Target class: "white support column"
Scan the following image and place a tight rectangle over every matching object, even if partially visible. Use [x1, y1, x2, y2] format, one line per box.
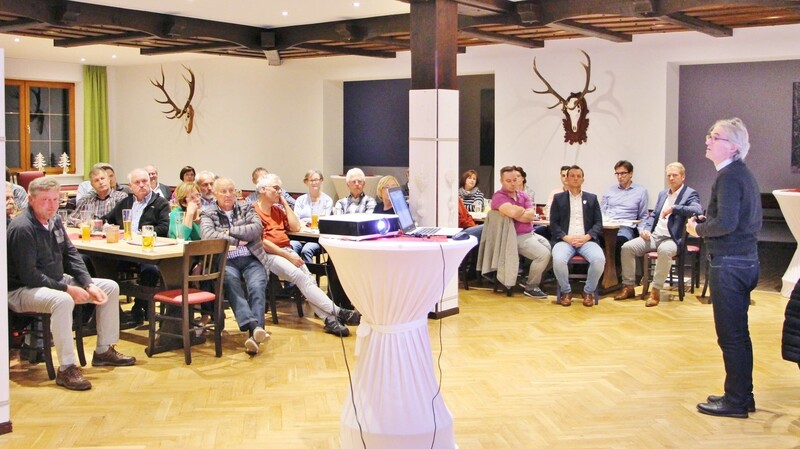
[1, 47, 12, 433]
[409, 89, 461, 317]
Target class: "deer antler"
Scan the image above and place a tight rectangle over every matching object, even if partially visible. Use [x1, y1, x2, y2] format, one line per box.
[576, 50, 596, 103]
[151, 65, 195, 132]
[532, 58, 567, 110]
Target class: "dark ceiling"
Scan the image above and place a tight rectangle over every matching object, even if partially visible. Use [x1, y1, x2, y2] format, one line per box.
[1, 0, 799, 66]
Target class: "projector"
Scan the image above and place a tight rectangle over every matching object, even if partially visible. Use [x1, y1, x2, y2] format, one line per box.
[318, 213, 400, 240]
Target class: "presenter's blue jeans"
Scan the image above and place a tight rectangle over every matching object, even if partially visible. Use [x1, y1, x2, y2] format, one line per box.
[552, 241, 605, 294]
[224, 255, 268, 332]
[709, 253, 759, 408]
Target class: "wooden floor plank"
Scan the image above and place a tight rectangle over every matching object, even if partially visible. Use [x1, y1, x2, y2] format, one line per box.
[4, 287, 800, 449]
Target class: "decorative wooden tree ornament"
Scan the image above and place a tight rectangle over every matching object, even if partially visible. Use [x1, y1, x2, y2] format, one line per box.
[58, 153, 70, 174]
[33, 152, 47, 171]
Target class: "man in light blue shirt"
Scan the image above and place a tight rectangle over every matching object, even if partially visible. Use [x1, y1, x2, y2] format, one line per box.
[601, 160, 649, 273]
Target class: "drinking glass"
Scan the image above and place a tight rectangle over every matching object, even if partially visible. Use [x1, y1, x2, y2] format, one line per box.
[105, 224, 120, 243]
[122, 209, 133, 240]
[57, 210, 69, 227]
[174, 211, 186, 244]
[141, 225, 155, 252]
[80, 221, 91, 241]
[310, 214, 319, 229]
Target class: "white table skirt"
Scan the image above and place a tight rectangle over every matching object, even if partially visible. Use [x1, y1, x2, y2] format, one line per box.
[321, 237, 475, 449]
[774, 189, 800, 297]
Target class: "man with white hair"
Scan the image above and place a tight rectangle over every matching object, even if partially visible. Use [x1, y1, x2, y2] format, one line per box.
[333, 167, 376, 214]
[144, 164, 171, 199]
[253, 174, 360, 337]
[8, 177, 136, 391]
[200, 178, 270, 355]
[688, 117, 761, 419]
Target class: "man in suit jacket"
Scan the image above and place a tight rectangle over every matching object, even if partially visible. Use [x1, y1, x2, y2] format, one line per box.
[103, 168, 171, 323]
[549, 165, 605, 307]
[615, 162, 702, 306]
[144, 164, 171, 199]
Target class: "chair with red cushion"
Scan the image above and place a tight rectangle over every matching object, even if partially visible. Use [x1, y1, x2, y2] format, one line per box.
[146, 239, 228, 364]
[16, 170, 45, 192]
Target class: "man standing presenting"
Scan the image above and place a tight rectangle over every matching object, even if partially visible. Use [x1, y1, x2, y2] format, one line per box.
[688, 118, 761, 419]
[615, 162, 702, 306]
[7, 177, 135, 390]
[200, 178, 270, 355]
[549, 165, 605, 307]
[491, 166, 551, 298]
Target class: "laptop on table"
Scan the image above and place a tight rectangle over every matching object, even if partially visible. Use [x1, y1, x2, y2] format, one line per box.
[387, 187, 462, 237]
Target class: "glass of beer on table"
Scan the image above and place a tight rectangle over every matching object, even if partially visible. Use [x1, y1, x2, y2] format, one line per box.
[122, 209, 132, 240]
[141, 225, 155, 252]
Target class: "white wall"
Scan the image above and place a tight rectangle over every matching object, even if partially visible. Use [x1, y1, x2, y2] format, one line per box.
[7, 24, 800, 202]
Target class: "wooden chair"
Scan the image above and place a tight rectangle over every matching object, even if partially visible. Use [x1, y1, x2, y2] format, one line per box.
[146, 239, 228, 365]
[555, 255, 599, 305]
[16, 170, 45, 192]
[8, 307, 87, 380]
[267, 272, 306, 324]
[640, 229, 701, 302]
[476, 210, 517, 296]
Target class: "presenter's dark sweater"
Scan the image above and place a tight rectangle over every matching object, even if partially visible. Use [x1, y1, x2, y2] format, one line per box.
[696, 160, 761, 256]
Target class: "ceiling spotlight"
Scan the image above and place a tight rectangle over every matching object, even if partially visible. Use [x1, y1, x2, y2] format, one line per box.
[353, 2, 360, 6]
[111, 54, 117, 59]
[281, 11, 288, 16]
[80, 57, 86, 62]
[13, 37, 20, 42]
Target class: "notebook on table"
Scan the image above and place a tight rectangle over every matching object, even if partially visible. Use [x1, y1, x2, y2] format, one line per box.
[387, 187, 462, 237]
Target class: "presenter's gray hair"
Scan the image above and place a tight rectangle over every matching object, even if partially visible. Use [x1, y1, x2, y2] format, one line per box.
[709, 117, 750, 161]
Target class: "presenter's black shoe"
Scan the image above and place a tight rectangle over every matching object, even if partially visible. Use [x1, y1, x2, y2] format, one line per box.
[707, 394, 756, 413]
[697, 398, 749, 418]
[324, 316, 350, 337]
[337, 308, 361, 326]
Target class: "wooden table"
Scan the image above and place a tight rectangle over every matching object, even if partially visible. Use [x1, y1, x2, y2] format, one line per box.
[69, 231, 185, 289]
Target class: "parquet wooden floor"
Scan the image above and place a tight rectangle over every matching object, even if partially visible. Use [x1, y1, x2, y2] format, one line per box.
[5, 286, 800, 449]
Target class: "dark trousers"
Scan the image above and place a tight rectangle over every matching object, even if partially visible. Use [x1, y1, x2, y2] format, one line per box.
[709, 253, 759, 408]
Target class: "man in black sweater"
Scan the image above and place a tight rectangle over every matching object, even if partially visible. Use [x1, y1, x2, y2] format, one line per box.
[8, 177, 135, 391]
[687, 117, 761, 419]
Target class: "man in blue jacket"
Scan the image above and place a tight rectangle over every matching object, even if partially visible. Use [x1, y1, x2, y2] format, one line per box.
[614, 162, 702, 306]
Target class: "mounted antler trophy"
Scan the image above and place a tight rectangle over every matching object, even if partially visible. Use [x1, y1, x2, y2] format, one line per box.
[532, 50, 595, 145]
[151, 65, 196, 133]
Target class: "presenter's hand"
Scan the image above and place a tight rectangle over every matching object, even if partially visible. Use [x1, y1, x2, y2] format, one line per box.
[686, 217, 699, 238]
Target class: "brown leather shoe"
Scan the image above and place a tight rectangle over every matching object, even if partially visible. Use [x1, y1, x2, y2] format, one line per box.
[55, 365, 92, 391]
[614, 285, 636, 300]
[645, 289, 661, 307]
[92, 345, 136, 367]
[582, 292, 594, 307]
[560, 292, 572, 307]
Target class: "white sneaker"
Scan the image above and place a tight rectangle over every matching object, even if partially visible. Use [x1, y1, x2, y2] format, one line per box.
[253, 327, 269, 343]
[244, 337, 259, 355]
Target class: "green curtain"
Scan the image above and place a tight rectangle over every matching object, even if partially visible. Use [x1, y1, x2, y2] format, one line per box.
[83, 65, 110, 179]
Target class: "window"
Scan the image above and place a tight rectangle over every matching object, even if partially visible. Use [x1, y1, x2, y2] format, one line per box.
[5, 79, 75, 174]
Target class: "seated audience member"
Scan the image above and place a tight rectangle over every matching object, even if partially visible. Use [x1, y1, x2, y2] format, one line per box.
[459, 169, 485, 212]
[200, 178, 270, 355]
[459, 197, 483, 279]
[614, 162, 702, 307]
[514, 166, 536, 205]
[179, 166, 196, 183]
[7, 177, 135, 391]
[601, 160, 649, 268]
[492, 166, 551, 299]
[246, 167, 296, 208]
[6, 181, 20, 225]
[68, 166, 128, 225]
[293, 169, 333, 263]
[144, 164, 171, 199]
[549, 165, 605, 307]
[401, 168, 410, 197]
[334, 168, 376, 214]
[374, 175, 401, 214]
[104, 168, 171, 323]
[103, 164, 128, 194]
[544, 165, 571, 219]
[169, 181, 215, 327]
[5, 166, 29, 210]
[253, 174, 360, 337]
[196, 170, 218, 209]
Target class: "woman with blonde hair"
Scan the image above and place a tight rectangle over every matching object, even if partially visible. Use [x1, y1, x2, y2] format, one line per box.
[374, 175, 400, 214]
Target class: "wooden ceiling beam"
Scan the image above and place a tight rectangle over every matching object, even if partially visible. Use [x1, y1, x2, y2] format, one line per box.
[140, 41, 240, 55]
[660, 12, 733, 37]
[54, 31, 152, 47]
[294, 43, 397, 59]
[548, 19, 633, 42]
[0, 18, 42, 32]
[451, 0, 517, 15]
[459, 28, 543, 48]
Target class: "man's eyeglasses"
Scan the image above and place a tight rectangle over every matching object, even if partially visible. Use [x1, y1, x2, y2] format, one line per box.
[706, 134, 731, 143]
[614, 171, 630, 176]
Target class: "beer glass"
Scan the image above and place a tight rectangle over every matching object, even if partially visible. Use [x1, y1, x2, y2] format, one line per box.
[141, 225, 155, 252]
[122, 209, 133, 240]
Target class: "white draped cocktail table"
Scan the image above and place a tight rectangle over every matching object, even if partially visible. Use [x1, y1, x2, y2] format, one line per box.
[774, 189, 800, 297]
[321, 236, 475, 449]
